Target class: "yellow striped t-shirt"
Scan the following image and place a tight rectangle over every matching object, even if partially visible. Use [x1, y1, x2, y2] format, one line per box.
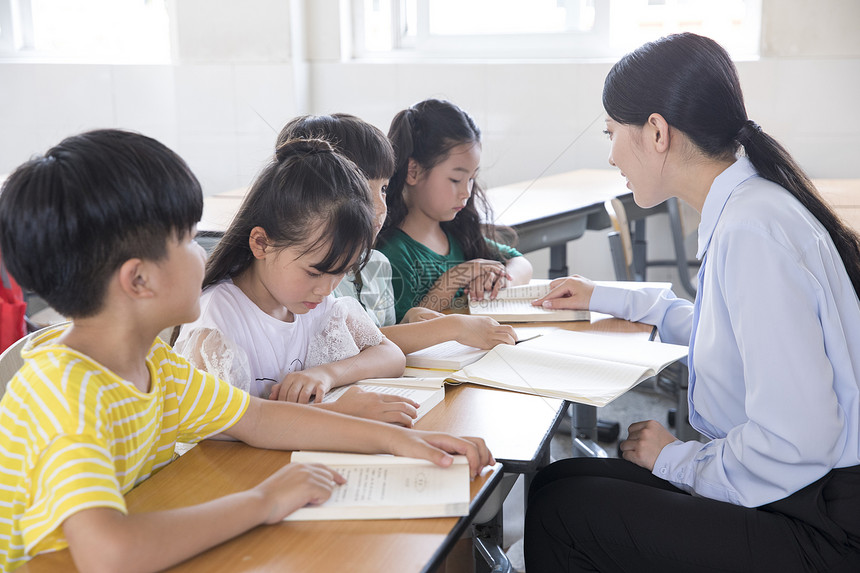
[0, 325, 250, 571]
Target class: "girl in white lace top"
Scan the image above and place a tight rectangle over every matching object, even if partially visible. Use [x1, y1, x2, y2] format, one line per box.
[277, 113, 518, 354]
[174, 138, 417, 426]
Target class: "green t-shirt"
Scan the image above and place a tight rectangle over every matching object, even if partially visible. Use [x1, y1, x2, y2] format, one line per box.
[377, 229, 522, 322]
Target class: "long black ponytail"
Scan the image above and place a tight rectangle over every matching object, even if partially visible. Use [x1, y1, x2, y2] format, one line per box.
[603, 32, 860, 298]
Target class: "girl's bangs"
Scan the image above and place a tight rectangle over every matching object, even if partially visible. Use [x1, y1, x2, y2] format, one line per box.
[301, 216, 370, 275]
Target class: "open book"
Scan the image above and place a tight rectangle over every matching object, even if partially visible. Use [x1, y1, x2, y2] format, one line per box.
[284, 451, 469, 520]
[322, 377, 446, 421]
[446, 330, 687, 406]
[403, 329, 546, 373]
[468, 281, 590, 322]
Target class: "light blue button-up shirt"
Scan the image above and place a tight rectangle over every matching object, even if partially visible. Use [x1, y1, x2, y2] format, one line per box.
[590, 157, 860, 507]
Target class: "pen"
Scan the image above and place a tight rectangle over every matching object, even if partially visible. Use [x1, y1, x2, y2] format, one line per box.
[515, 333, 543, 345]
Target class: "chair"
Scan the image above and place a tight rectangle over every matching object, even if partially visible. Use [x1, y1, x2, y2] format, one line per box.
[0, 322, 74, 397]
[605, 196, 700, 293]
[0, 332, 29, 396]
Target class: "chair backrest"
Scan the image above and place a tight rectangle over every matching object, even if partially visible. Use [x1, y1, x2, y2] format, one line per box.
[0, 322, 71, 397]
[605, 198, 634, 280]
[604, 196, 700, 293]
[0, 332, 29, 396]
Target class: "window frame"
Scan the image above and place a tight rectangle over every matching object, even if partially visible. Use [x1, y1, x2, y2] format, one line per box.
[0, 0, 35, 55]
[0, 0, 170, 63]
[351, 0, 761, 61]
[352, 0, 612, 60]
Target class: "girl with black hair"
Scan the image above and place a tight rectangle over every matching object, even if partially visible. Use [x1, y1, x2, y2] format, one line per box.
[277, 113, 517, 354]
[527, 33, 860, 572]
[174, 138, 419, 426]
[378, 99, 533, 322]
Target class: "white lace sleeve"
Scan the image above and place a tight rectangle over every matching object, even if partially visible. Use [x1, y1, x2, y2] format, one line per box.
[173, 327, 253, 394]
[305, 297, 385, 368]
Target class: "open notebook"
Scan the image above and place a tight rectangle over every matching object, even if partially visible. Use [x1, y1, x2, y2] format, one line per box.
[446, 329, 687, 406]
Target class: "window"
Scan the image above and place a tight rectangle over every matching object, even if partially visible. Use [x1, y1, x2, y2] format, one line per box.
[0, 0, 170, 63]
[352, 0, 761, 60]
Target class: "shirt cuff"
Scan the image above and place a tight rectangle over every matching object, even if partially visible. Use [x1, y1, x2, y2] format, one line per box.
[588, 284, 629, 317]
[652, 439, 702, 493]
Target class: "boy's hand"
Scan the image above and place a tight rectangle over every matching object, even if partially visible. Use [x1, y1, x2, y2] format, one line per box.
[270, 369, 335, 403]
[329, 386, 419, 427]
[531, 275, 595, 311]
[448, 315, 516, 349]
[388, 430, 494, 479]
[255, 463, 346, 524]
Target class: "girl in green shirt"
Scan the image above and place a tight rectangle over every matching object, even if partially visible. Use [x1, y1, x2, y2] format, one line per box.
[378, 99, 533, 322]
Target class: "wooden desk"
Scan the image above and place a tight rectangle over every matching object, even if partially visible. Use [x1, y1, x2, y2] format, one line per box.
[20, 443, 503, 573]
[815, 178, 860, 232]
[486, 169, 629, 277]
[18, 314, 653, 573]
[419, 311, 652, 474]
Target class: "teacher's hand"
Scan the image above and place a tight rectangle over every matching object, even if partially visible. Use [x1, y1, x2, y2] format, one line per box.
[531, 275, 595, 310]
[618, 420, 677, 471]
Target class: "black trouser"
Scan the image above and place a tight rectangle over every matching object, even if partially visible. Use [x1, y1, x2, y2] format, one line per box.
[524, 458, 860, 573]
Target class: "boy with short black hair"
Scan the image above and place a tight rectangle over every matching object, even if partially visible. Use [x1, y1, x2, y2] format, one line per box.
[0, 129, 492, 572]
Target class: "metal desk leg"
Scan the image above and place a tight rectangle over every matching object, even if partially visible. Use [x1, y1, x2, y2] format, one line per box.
[548, 244, 568, 279]
[473, 473, 518, 573]
[474, 537, 513, 573]
[571, 403, 609, 458]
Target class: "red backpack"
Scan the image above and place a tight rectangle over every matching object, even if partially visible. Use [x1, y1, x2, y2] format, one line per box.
[0, 255, 26, 353]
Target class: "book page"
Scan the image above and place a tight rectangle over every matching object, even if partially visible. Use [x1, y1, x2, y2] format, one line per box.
[285, 452, 469, 520]
[452, 344, 651, 406]
[323, 384, 436, 401]
[594, 280, 673, 290]
[322, 379, 446, 421]
[493, 281, 553, 300]
[468, 297, 590, 322]
[469, 280, 589, 322]
[406, 340, 487, 370]
[518, 329, 687, 371]
[368, 376, 446, 387]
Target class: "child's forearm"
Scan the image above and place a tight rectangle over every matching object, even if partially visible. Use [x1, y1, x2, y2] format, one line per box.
[64, 492, 268, 573]
[419, 278, 461, 312]
[226, 397, 405, 453]
[321, 338, 405, 387]
[381, 315, 460, 355]
[222, 397, 495, 478]
[505, 255, 533, 286]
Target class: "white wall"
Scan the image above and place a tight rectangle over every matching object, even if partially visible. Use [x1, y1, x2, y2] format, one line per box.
[0, 0, 306, 196]
[1, 0, 858, 285]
